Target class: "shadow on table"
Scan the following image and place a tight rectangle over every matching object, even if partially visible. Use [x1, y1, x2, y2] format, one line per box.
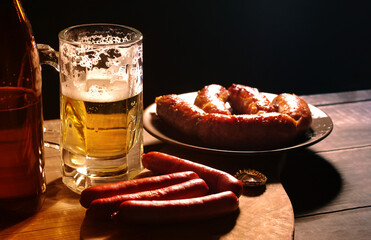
[0, 198, 44, 231]
[80, 209, 239, 240]
[0, 177, 79, 232]
[281, 148, 342, 215]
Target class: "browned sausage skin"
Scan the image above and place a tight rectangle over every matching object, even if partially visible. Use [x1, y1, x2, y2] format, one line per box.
[155, 94, 203, 135]
[197, 112, 298, 149]
[194, 84, 231, 115]
[228, 83, 274, 114]
[156, 94, 298, 149]
[155, 84, 312, 150]
[271, 93, 312, 134]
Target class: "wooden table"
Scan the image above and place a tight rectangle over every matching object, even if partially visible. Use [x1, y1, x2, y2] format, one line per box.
[283, 89, 371, 240]
[1, 89, 370, 239]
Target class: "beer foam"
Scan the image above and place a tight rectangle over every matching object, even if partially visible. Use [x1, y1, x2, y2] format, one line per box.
[80, 35, 132, 45]
[61, 79, 137, 103]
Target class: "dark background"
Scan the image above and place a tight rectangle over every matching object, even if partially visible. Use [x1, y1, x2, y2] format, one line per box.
[22, 0, 371, 120]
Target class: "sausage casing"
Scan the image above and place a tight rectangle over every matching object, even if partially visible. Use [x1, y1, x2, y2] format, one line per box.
[80, 171, 199, 208]
[113, 191, 239, 224]
[86, 178, 209, 220]
[194, 84, 231, 115]
[228, 83, 274, 114]
[156, 94, 298, 149]
[271, 93, 312, 134]
[142, 151, 243, 197]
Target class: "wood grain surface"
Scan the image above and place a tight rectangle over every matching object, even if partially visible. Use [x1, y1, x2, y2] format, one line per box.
[284, 90, 371, 239]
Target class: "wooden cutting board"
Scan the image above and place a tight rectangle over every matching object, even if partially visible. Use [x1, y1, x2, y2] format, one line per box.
[0, 121, 294, 240]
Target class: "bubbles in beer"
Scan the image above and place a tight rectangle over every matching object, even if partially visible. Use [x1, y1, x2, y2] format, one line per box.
[60, 28, 143, 105]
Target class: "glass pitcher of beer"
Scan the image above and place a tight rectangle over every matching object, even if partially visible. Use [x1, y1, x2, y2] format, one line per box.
[0, 0, 46, 216]
[39, 24, 144, 194]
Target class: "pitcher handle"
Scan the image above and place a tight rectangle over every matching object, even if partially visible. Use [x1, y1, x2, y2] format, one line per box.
[37, 44, 59, 71]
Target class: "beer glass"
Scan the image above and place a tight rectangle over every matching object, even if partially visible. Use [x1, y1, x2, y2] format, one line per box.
[39, 24, 143, 193]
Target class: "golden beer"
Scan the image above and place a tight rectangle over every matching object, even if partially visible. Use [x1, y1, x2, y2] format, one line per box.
[60, 82, 143, 192]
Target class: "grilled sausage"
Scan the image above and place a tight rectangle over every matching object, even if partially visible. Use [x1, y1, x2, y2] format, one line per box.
[194, 84, 231, 115]
[228, 83, 274, 114]
[271, 93, 312, 134]
[156, 94, 299, 149]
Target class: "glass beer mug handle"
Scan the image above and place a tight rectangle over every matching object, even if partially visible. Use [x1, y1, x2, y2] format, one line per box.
[37, 44, 60, 149]
[37, 44, 59, 71]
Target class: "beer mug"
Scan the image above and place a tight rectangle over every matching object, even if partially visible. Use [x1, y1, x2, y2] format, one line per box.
[39, 24, 144, 193]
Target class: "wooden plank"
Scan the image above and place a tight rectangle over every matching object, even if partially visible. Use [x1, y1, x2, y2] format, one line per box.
[282, 147, 371, 216]
[0, 227, 81, 240]
[302, 89, 371, 106]
[309, 100, 371, 152]
[294, 207, 371, 240]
